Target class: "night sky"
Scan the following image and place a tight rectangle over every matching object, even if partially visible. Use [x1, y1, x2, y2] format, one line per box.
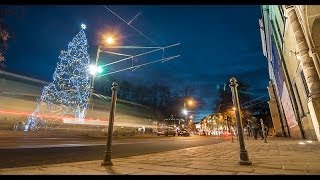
[3, 5, 269, 122]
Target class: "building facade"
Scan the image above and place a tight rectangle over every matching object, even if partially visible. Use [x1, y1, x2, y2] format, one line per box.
[260, 5, 320, 141]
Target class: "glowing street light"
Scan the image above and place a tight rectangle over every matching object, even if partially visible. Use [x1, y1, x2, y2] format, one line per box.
[182, 98, 195, 129]
[106, 37, 115, 45]
[182, 109, 188, 116]
[89, 32, 118, 110]
[190, 115, 193, 119]
[89, 64, 103, 76]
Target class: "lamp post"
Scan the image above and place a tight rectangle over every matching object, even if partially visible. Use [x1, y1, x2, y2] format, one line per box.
[101, 82, 118, 166]
[260, 118, 268, 143]
[216, 122, 220, 137]
[89, 36, 116, 111]
[247, 119, 251, 140]
[88, 48, 101, 111]
[183, 102, 187, 128]
[229, 77, 252, 165]
[217, 104, 229, 137]
[182, 99, 194, 129]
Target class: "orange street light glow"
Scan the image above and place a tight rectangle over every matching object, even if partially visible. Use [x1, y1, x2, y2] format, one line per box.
[106, 37, 114, 45]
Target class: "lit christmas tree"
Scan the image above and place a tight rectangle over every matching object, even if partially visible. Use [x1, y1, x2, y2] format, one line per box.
[25, 24, 92, 131]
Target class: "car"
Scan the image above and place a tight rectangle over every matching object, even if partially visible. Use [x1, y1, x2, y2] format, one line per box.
[199, 130, 208, 136]
[157, 128, 176, 136]
[221, 130, 232, 137]
[178, 129, 190, 136]
[101, 126, 137, 136]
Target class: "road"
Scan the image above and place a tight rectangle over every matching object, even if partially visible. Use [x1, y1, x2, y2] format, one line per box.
[0, 135, 227, 168]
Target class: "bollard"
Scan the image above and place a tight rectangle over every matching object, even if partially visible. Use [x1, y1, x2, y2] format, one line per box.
[246, 120, 251, 140]
[260, 119, 268, 143]
[226, 117, 234, 143]
[246, 124, 250, 140]
[229, 77, 252, 165]
[101, 82, 118, 166]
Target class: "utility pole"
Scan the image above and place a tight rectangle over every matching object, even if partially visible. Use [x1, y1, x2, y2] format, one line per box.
[89, 47, 101, 111]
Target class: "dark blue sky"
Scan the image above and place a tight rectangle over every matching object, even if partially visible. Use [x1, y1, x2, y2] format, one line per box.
[3, 5, 269, 121]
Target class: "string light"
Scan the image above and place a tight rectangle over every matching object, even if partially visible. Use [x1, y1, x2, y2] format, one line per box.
[25, 28, 92, 131]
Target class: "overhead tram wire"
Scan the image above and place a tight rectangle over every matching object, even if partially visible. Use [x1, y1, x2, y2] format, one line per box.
[242, 99, 269, 109]
[98, 5, 180, 77]
[100, 51, 133, 57]
[240, 94, 269, 107]
[98, 55, 180, 77]
[102, 5, 160, 47]
[100, 43, 180, 67]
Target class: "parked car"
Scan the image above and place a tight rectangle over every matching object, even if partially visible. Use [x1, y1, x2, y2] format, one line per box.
[221, 130, 232, 137]
[199, 130, 207, 136]
[102, 126, 137, 136]
[178, 129, 190, 136]
[157, 128, 176, 136]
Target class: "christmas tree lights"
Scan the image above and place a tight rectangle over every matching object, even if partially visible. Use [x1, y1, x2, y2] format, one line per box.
[25, 26, 92, 131]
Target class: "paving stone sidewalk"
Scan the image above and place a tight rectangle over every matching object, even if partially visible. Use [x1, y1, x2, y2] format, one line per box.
[1, 137, 319, 175]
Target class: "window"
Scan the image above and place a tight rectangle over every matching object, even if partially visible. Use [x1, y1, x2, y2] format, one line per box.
[274, 17, 284, 46]
[277, 5, 286, 50]
[259, 18, 267, 57]
[278, 5, 286, 23]
[293, 81, 305, 117]
[270, 20, 283, 55]
[300, 71, 310, 96]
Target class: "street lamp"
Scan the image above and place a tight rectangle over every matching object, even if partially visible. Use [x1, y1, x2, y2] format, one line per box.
[88, 64, 103, 110]
[260, 118, 268, 143]
[182, 109, 188, 116]
[187, 100, 193, 106]
[183, 98, 195, 128]
[88, 35, 116, 111]
[106, 37, 115, 45]
[89, 64, 102, 76]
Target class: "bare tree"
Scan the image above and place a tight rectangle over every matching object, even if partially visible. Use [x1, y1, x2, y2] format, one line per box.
[180, 85, 196, 97]
[214, 80, 254, 126]
[0, 7, 23, 69]
[118, 80, 133, 101]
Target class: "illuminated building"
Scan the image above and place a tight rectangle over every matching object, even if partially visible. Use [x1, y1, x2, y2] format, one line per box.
[260, 5, 320, 141]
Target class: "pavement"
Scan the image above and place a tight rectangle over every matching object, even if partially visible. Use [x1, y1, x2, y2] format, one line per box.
[0, 137, 320, 175]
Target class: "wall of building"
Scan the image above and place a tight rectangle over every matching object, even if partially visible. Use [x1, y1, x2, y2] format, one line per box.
[262, 5, 295, 138]
[303, 5, 320, 141]
[267, 82, 283, 136]
[272, 5, 304, 139]
[260, 5, 320, 140]
[282, 17, 317, 140]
